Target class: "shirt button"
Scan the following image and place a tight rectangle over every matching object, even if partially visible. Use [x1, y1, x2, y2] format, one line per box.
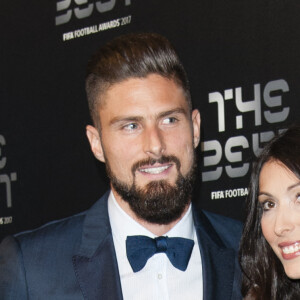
[157, 273, 163, 280]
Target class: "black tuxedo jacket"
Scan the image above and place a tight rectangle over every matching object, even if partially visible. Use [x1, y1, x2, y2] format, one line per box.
[0, 191, 242, 299]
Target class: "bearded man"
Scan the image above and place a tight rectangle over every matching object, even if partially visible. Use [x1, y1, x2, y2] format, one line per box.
[0, 33, 242, 300]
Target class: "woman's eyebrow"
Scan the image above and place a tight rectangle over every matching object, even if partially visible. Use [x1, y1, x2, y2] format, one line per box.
[258, 191, 273, 197]
[287, 181, 300, 191]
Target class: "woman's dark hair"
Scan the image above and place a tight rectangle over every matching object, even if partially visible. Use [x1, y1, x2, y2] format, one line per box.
[85, 32, 191, 128]
[239, 124, 300, 299]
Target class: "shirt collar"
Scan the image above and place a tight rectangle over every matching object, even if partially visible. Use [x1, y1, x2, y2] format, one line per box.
[108, 190, 195, 248]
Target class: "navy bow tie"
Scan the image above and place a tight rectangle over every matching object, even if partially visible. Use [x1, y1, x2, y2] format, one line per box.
[126, 235, 194, 272]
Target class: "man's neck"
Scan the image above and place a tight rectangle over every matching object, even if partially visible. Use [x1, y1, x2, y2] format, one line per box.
[112, 189, 190, 236]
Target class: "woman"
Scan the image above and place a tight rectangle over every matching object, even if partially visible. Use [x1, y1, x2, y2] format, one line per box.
[239, 124, 300, 299]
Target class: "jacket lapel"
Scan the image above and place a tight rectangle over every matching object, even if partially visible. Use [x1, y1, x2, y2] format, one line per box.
[193, 209, 237, 300]
[72, 193, 239, 300]
[72, 192, 123, 300]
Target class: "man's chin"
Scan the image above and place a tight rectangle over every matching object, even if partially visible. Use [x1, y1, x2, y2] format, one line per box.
[134, 178, 176, 192]
[107, 154, 197, 224]
[134, 170, 178, 188]
[112, 177, 191, 224]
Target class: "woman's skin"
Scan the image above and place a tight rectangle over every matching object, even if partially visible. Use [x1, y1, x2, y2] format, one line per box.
[259, 160, 300, 279]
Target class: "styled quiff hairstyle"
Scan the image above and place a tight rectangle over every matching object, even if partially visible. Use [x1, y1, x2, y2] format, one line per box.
[85, 32, 191, 127]
[239, 124, 300, 299]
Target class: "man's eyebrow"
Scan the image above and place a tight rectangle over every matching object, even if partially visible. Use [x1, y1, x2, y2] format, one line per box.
[157, 108, 188, 119]
[109, 107, 188, 126]
[109, 116, 143, 126]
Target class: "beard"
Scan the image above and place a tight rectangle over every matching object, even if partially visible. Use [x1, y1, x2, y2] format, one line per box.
[105, 154, 197, 224]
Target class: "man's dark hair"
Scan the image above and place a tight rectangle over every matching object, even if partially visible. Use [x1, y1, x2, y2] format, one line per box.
[85, 32, 191, 127]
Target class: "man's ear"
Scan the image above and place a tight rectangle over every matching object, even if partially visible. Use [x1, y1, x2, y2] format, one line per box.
[86, 125, 105, 162]
[191, 109, 201, 148]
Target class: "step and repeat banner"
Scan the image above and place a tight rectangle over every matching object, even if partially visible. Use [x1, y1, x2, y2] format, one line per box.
[1, 0, 299, 240]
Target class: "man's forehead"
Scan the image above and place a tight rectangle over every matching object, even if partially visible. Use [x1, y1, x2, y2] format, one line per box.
[98, 74, 188, 110]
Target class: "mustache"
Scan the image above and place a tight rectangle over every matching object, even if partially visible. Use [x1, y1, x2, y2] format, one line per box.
[131, 155, 181, 175]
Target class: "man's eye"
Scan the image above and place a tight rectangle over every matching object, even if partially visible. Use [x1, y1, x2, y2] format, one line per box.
[162, 117, 178, 125]
[123, 123, 138, 131]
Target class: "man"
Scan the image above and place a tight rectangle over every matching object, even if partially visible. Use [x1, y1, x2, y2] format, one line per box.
[0, 33, 242, 299]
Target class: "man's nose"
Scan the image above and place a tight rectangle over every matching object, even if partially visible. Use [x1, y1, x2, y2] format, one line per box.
[143, 125, 166, 159]
[274, 207, 295, 236]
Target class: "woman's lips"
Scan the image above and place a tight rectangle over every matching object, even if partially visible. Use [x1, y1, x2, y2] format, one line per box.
[279, 241, 300, 260]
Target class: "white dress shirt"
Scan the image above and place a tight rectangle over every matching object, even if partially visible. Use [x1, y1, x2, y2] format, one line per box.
[108, 191, 203, 300]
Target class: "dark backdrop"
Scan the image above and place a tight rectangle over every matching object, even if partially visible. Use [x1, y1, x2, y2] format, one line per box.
[1, 0, 299, 240]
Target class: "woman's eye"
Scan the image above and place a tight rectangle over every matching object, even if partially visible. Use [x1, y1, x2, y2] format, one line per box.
[262, 201, 275, 211]
[296, 193, 300, 202]
[162, 117, 178, 125]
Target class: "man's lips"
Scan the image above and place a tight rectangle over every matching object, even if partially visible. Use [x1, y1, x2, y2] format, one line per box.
[138, 164, 173, 175]
[131, 155, 181, 175]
